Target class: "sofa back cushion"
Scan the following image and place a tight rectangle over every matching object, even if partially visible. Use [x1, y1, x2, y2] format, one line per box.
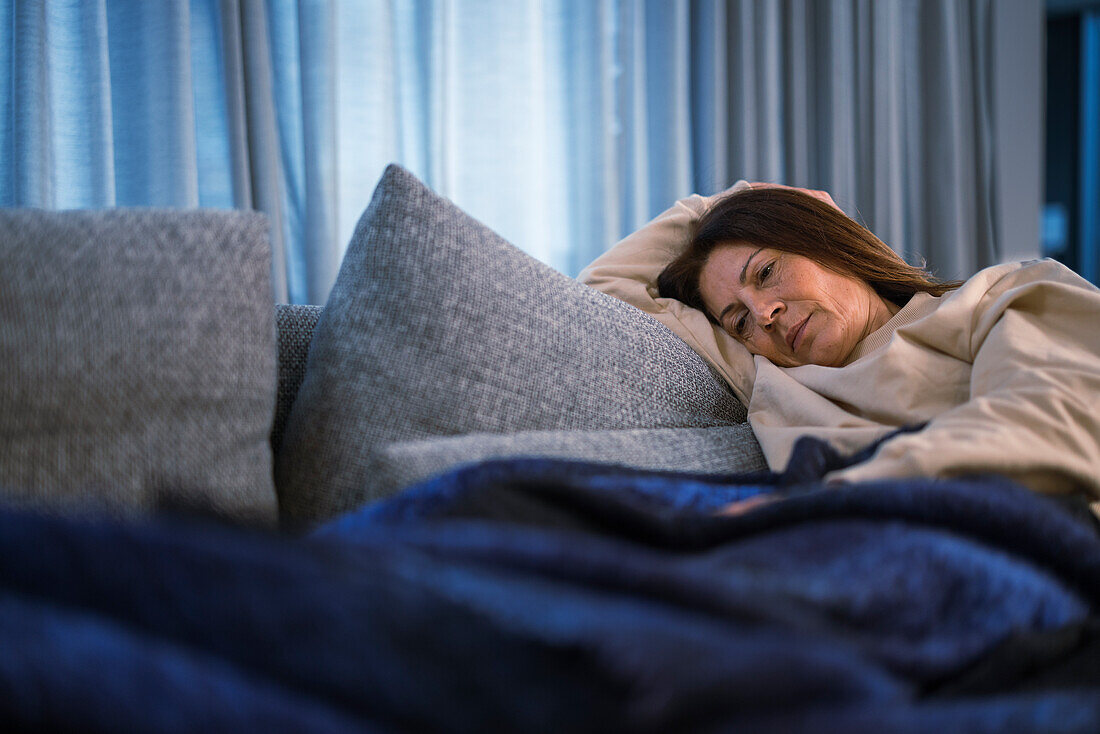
[275, 165, 755, 527]
[0, 209, 279, 524]
[272, 304, 324, 455]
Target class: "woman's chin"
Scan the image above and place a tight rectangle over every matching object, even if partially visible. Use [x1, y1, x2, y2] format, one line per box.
[802, 339, 848, 368]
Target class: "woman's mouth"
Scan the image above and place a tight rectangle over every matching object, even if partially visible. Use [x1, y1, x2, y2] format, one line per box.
[787, 315, 809, 354]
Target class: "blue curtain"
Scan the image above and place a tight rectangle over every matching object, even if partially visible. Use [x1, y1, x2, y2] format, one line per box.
[323, 0, 727, 283]
[1081, 9, 1100, 283]
[2, 0, 1033, 304]
[0, 0, 236, 208]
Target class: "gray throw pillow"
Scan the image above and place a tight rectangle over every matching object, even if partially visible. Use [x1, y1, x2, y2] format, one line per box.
[0, 209, 279, 525]
[275, 165, 759, 527]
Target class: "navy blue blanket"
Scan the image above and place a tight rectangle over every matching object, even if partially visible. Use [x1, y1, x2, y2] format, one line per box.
[2, 438, 1099, 732]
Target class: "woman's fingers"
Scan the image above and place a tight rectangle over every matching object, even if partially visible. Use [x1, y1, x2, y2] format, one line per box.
[714, 493, 779, 516]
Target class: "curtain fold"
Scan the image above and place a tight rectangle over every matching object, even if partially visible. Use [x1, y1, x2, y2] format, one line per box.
[237, 0, 294, 301]
[1081, 10, 1100, 283]
[106, 0, 200, 207]
[264, 0, 340, 304]
[3, 0, 116, 207]
[2, 0, 1036, 301]
[689, 0, 728, 197]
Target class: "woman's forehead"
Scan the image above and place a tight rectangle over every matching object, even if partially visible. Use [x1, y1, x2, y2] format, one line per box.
[702, 244, 768, 285]
[699, 244, 766, 313]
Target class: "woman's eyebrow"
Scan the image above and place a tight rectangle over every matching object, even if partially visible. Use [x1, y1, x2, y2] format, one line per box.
[718, 301, 740, 323]
[739, 247, 764, 285]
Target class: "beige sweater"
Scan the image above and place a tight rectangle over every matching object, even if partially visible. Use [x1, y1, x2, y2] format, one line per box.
[579, 190, 1100, 513]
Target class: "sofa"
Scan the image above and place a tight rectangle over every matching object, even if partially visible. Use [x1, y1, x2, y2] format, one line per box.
[271, 300, 767, 527]
[0, 164, 768, 529]
[1, 165, 1098, 732]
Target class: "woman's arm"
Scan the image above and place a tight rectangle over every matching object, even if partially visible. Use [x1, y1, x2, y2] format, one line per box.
[827, 260, 1100, 512]
[578, 185, 756, 403]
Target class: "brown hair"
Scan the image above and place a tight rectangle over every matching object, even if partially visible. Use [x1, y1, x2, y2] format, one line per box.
[657, 187, 960, 323]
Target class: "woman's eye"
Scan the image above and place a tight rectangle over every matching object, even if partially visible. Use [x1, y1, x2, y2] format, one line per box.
[735, 313, 749, 337]
[759, 262, 773, 283]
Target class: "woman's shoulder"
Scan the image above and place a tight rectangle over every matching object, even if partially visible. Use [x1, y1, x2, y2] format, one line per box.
[930, 259, 1100, 350]
[972, 257, 1089, 283]
[951, 258, 1096, 302]
[576, 181, 758, 404]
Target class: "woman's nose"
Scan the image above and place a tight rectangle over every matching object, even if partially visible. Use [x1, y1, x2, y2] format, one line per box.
[751, 298, 783, 330]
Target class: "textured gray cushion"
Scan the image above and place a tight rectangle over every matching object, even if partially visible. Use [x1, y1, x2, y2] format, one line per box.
[376, 425, 767, 494]
[0, 209, 278, 524]
[267, 305, 766, 488]
[276, 164, 762, 526]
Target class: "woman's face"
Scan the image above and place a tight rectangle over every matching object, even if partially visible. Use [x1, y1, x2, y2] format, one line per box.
[698, 243, 898, 368]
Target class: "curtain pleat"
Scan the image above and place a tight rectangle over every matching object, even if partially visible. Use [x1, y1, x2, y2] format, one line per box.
[9, 0, 56, 206]
[869, 0, 904, 254]
[5, 0, 115, 207]
[781, 0, 812, 189]
[191, 0, 235, 209]
[643, 0, 692, 219]
[294, 0, 339, 303]
[218, 0, 254, 210]
[558, 0, 613, 275]
[105, 0, 199, 207]
[334, 0, 400, 256]
[689, 0, 728, 197]
[234, 0, 288, 301]
[616, 0, 649, 235]
[1078, 11, 1099, 282]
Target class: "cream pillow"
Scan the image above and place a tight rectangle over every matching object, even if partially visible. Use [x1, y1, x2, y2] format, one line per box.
[578, 182, 757, 405]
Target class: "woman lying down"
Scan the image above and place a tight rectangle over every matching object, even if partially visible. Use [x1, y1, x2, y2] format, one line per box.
[579, 183, 1100, 519]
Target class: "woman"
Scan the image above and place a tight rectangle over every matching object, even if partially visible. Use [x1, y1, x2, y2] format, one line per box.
[579, 183, 1100, 516]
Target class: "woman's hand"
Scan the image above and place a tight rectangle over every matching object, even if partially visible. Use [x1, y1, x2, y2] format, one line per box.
[747, 182, 841, 211]
[713, 493, 780, 516]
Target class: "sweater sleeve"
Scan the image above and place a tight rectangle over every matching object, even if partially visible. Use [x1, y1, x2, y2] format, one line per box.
[828, 260, 1100, 507]
[577, 182, 757, 404]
